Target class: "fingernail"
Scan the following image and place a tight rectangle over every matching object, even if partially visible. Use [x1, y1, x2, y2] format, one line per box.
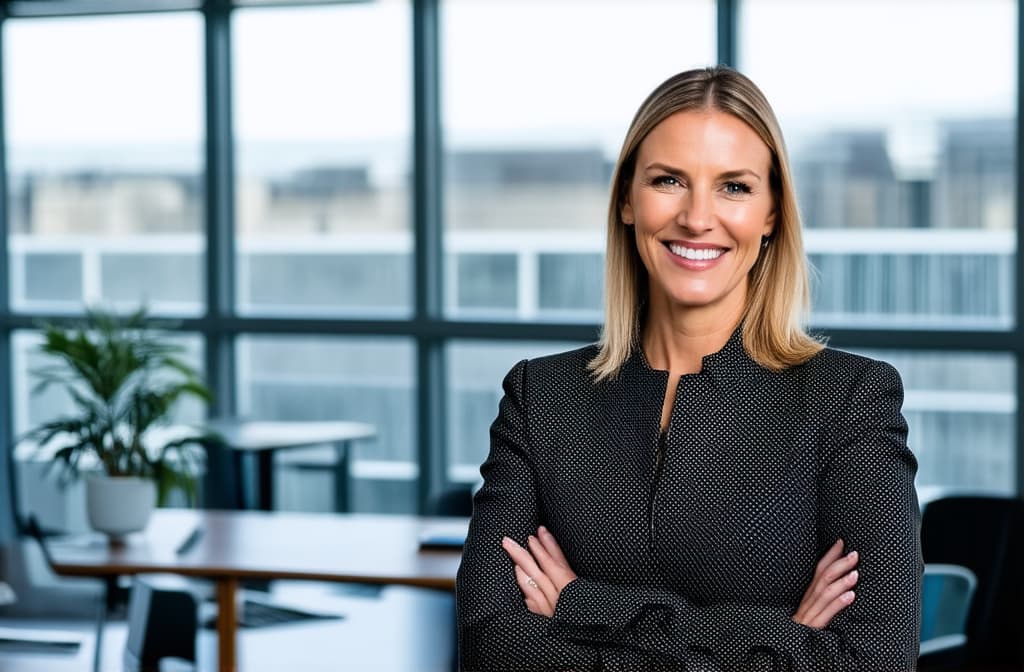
[501, 536, 512, 547]
[528, 535, 537, 545]
[849, 570, 859, 583]
[849, 550, 858, 561]
[538, 526, 548, 535]
[841, 591, 855, 603]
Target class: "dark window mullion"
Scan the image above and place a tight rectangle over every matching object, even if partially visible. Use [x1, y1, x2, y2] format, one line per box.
[204, 0, 236, 417]
[413, 0, 445, 513]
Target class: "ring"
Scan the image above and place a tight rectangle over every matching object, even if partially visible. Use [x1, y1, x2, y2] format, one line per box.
[526, 576, 538, 589]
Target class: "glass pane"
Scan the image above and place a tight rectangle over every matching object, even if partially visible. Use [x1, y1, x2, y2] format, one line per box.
[442, 0, 716, 321]
[740, 0, 1016, 329]
[853, 350, 1017, 499]
[12, 330, 205, 533]
[5, 13, 204, 315]
[446, 340, 587, 483]
[233, 3, 412, 317]
[237, 336, 416, 513]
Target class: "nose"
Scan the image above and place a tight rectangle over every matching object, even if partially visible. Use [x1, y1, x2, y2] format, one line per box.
[676, 186, 713, 233]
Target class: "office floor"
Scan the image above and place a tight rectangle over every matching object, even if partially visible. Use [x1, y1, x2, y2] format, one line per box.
[1, 541, 455, 671]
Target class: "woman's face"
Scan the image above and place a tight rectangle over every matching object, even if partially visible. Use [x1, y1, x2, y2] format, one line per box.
[622, 109, 776, 319]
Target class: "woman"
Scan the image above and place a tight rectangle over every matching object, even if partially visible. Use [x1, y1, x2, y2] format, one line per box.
[456, 67, 922, 671]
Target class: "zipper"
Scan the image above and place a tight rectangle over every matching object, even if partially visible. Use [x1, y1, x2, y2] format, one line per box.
[648, 429, 667, 549]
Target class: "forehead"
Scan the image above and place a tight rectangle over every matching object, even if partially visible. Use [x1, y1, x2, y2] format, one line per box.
[636, 109, 772, 170]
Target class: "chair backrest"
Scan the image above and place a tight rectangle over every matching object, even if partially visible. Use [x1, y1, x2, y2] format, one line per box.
[920, 495, 1024, 666]
[920, 564, 976, 641]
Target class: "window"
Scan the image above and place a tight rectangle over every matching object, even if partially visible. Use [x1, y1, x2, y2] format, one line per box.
[5, 12, 204, 315]
[233, 2, 413, 317]
[740, 0, 1016, 330]
[441, 0, 717, 321]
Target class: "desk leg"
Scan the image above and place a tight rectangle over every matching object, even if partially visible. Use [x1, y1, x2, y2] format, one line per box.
[256, 450, 275, 511]
[216, 577, 239, 672]
[333, 441, 350, 513]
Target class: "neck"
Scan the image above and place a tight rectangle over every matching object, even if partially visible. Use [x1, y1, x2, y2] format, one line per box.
[641, 294, 745, 375]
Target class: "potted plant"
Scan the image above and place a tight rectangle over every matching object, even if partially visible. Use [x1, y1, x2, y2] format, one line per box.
[21, 306, 214, 540]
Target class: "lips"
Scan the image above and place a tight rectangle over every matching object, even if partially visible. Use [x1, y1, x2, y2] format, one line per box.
[666, 242, 726, 261]
[663, 241, 729, 269]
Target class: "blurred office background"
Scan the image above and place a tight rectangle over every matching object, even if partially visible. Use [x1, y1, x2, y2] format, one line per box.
[0, 0, 1018, 532]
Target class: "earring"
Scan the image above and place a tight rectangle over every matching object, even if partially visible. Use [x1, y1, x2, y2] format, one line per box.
[761, 235, 771, 249]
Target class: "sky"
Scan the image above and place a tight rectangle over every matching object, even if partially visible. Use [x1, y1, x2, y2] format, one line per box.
[1, 0, 1016, 176]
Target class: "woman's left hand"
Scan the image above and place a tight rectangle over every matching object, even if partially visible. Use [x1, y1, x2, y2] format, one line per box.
[501, 526, 578, 617]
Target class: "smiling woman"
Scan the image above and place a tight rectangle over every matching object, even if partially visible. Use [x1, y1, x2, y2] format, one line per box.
[456, 67, 923, 672]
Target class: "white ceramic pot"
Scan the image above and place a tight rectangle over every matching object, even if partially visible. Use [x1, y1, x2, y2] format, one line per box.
[85, 475, 157, 539]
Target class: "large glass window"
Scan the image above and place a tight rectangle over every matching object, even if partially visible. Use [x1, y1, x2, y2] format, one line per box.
[441, 0, 716, 321]
[5, 13, 205, 315]
[741, 0, 1017, 330]
[233, 2, 413, 317]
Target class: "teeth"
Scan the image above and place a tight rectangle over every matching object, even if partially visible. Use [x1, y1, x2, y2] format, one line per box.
[668, 244, 724, 261]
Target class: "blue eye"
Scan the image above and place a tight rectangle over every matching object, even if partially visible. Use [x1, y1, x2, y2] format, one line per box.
[651, 175, 680, 187]
[724, 181, 752, 195]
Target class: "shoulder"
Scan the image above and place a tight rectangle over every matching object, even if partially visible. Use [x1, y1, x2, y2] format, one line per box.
[790, 348, 905, 422]
[794, 346, 902, 395]
[523, 344, 600, 381]
[499, 344, 600, 399]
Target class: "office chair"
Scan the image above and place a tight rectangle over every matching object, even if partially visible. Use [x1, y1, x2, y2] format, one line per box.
[920, 495, 1024, 669]
[918, 564, 976, 671]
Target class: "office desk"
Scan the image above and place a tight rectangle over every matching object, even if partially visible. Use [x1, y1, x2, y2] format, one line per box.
[43, 509, 466, 672]
[206, 420, 376, 511]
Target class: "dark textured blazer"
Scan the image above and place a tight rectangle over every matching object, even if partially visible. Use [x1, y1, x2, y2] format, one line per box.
[456, 328, 923, 672]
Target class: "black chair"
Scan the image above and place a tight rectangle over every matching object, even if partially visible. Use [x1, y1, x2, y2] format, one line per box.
[919, 495, 1024, 670]
[918, 564, 976, 670]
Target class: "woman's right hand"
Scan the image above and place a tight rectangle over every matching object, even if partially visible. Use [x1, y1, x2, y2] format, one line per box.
[792, 538, 859, 629]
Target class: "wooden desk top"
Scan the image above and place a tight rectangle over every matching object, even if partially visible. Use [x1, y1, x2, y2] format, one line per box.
[205, 420, 376, 452]
[45, 509, 465, 590]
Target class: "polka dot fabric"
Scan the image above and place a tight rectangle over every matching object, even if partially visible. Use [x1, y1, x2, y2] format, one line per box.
[456, 326, 923, 671]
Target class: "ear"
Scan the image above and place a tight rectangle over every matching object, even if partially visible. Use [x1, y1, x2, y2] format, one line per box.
[621, 200, 635, 226]
[763, 209, 777, 238]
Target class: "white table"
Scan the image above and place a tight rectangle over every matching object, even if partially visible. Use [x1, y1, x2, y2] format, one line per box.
[205, 420, 376, 512]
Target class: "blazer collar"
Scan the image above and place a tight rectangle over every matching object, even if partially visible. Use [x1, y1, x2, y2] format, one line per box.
[625, 322, 769, 394]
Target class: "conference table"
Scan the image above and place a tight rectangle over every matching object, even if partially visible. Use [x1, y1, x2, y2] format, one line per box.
[42, 509, 467, 672]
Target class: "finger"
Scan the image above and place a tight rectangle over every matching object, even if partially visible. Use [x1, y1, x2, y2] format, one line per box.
[527, 535, 572, 600]
[808, 590, 855, 629]
[815, 539, 845, 574]
[797, 556, 857, 617]
[515, 564, 553, 616]
[820, 551, 859, 584]
[528, 535, 565, 584]
[502, 537, 543, 576]
[503, 538, 559, 605]
[804, 570, 859, 625]
[537, 526, 570, 566]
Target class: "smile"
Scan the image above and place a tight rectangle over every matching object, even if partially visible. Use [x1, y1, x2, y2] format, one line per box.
[666, 244, 726, 261]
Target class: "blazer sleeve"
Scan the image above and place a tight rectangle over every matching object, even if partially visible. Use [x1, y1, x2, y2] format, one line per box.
[546, 360, 923, 672]
[456, 359, 604, 672]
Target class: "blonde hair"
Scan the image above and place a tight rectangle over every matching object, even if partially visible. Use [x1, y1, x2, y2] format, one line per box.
[589, 66, 823, 382]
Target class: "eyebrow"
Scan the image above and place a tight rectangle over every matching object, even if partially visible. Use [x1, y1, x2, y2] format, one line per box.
[644, 162, 763, 182]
